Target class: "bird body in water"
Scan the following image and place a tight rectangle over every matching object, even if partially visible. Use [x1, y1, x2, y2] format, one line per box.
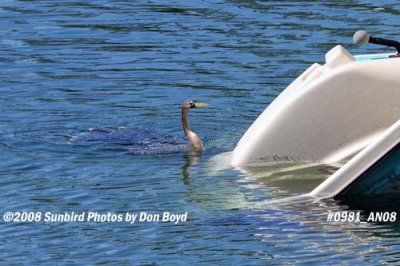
[70, 100, 208, 155]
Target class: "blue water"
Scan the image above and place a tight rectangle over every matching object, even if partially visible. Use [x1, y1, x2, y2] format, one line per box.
[2, 0, 400, 264]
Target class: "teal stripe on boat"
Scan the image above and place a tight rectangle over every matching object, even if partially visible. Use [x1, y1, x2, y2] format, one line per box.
[356, 55, 390, 61]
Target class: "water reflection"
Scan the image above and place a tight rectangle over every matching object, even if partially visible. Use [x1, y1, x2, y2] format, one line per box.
[181, 151, 201, 184]
[238, 163, 339, 194]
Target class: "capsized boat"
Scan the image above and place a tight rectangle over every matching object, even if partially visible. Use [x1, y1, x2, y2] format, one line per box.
[233, 30, 400, 167]
[311, 119, 400, 198]
[233, 30, 400, 198]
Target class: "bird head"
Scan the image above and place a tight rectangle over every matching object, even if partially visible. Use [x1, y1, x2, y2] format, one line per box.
[183, 100, 208, 109]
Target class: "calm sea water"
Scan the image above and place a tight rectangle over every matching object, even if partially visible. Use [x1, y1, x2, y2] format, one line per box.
[1, 0, 400, 264]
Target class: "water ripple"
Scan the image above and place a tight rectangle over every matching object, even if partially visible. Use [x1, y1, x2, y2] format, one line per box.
[1, 0, 400, 264]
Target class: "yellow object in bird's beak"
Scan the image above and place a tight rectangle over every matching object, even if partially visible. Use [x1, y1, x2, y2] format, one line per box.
[194, 102, 208, 108]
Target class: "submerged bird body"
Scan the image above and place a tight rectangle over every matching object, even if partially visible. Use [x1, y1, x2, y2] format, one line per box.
[71, 100, 207, 155]
[71, 127, 190, 155]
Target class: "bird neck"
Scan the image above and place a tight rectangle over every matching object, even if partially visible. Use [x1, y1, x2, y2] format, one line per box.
[182, 107, 204, 152]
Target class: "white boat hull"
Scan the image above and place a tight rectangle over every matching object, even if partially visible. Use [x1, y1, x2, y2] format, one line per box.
[232, 45, 400, 166]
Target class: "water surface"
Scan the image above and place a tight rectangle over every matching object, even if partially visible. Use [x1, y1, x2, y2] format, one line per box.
[1, 0, 400, 264]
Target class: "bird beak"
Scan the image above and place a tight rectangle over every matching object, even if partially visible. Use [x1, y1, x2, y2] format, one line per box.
[194, 102, 208, 108]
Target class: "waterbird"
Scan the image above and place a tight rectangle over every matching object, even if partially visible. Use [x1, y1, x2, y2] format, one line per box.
[71, 100, 208, 155]
[181, 100, 208, 152]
